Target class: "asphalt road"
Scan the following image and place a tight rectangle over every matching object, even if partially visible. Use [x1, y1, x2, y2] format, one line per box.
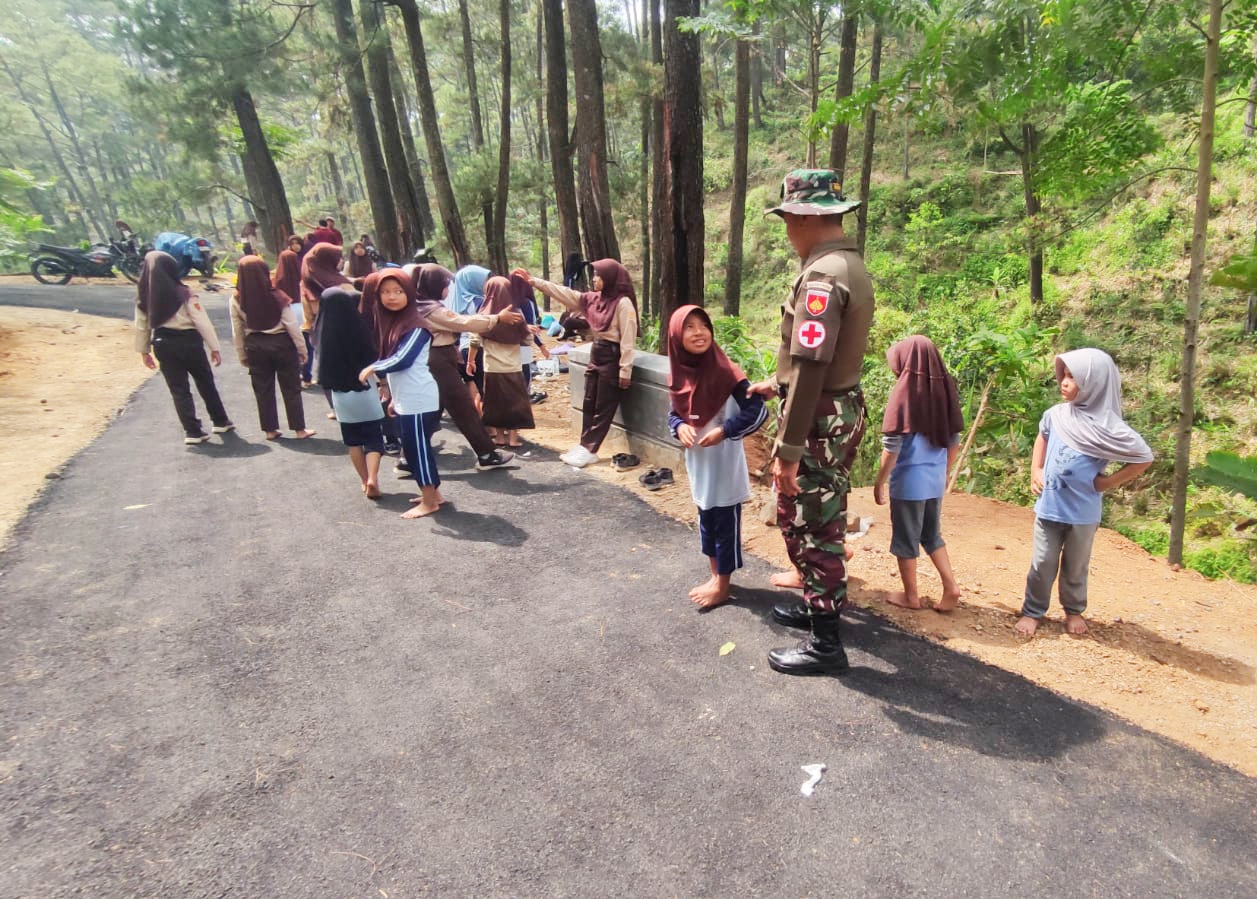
[2, 284, 1256, 897]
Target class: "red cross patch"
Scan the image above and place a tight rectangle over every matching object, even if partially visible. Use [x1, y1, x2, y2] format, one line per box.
[805, 288, 829, 316]
[797, 320, 827, 349]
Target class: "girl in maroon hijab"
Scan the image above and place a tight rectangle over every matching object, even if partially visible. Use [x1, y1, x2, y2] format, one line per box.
[299, 242, 350, 339]
[230, 255, 313, 440]
[521, 258, 638, 467]
[272, 247, 313, 384]
[133, 250, 233, 444]
[471, 275, 534, 446]
[346, 241, 375, 278]
[872, 335, 965, 612]
[666, 305, 767, 609]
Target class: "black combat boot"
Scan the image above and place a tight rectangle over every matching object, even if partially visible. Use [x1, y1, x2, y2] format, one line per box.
[767, 614, 849, 676]
[771, 600, 811, 629]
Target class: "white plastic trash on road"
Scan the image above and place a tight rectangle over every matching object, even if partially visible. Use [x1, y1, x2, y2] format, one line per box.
[800, 763, 826, 797]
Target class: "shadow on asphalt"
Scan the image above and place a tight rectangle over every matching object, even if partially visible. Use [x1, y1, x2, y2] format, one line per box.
[187, 432, 271, 458]
[729, 586, 1108, 763]
[267, 436, 348, 457]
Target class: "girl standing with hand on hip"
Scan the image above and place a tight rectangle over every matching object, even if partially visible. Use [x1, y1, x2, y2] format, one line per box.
[1015, 348, 1153, 637]
[134, 250, 233, 445]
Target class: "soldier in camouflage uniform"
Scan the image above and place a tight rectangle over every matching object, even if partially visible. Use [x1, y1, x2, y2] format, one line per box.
[749, 169, 874, 676]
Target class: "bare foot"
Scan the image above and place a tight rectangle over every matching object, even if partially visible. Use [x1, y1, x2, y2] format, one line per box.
[401, 502, 440, 519]
[409, 493, 449, 505]
[1014, 615, 1040, 636]
[294, 429, 317, 439]
[886, 591, 923, 610]
[770, 570, 804, 589]
[934, 589, 961, 613]
[689, 581, 731, 610]
[265, 430, 282, 441]
[689, 575, 719, 600]
[1065, 613, 1089, 635]
[365, 481, 381, 499]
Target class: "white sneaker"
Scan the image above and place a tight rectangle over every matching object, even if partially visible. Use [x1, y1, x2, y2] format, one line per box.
[564, 446, 600, 468]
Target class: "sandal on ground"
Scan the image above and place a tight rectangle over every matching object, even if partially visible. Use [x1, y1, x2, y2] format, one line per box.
[265, 430, 283, 441]
[639, 468, 674, 490]
[611, 453, 640, 471]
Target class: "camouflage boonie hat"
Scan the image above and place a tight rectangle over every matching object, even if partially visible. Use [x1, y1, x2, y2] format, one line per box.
[766, 168, 861, 217]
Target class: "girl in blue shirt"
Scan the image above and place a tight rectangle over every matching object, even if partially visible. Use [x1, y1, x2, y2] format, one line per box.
[358, 270, 445, 519]
[1015, 349, 1153, 636]
[873, 336, 966, 612]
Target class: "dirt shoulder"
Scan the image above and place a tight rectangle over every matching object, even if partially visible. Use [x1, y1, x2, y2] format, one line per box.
[527, 374, 1257, 779]
[0, 307, 151, 548]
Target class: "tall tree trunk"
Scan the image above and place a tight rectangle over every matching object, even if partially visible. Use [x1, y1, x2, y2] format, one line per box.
[388, 45, 437, 241]
[750, 22, 763, 129]
[42, 64, 111, 240]
[709, 37, 726, 131]
[902, 113, 910, 179]
[361, 0, 425, 254]
[330, 0, 400, 260]
[326, 151, 352, 239]
[388, 0, 472, 266]
[1245, 40, 1256, 138]
[805, 11, 823, 166]
[827, 11, 859, 179]
[489, 0, 511, 274]
[725, 37, 749, 317]
[542, 0, 582, 267]
[535, 4, 552, 290]
[649, 0, 665, 308]
[1018, 122, 1044, 304]
[856, 23, 882, 256]
[458, 0, 496, 259]
[659, 0, 704, 345]
[229, 87, 294, 256]
[1170, 0, 1223, 565]
[568, 0, 621, 261]
[638, 0, 652, 318]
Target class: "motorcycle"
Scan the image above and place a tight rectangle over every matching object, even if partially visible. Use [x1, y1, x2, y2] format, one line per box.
[29, 220, 145, 285]
[151, 231, 216, 279]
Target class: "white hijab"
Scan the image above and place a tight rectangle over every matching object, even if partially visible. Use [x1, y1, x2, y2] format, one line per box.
[1048, 348, 1153, 464]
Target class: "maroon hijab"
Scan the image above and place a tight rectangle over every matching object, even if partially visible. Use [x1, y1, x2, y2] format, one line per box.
[881, 335, 965, 449]
[667, 304, 744, 429]
[481, 275, 529, 345]
[413, 263, 454, 323]
[272, 249, 302, 302]
[236, 255, 291, 330]
[363, 270, 423, 357]
[347, 243, 374, 277]
[301, 242, 349, 302]
[136, 250, 189, 329]
[581, 258, 636, 333]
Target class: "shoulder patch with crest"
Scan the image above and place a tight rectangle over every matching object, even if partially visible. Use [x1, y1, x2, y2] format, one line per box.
[804, 280, 831, 316]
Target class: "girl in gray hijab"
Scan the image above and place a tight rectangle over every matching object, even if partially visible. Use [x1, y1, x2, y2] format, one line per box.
[1016, 348, 1153, 637]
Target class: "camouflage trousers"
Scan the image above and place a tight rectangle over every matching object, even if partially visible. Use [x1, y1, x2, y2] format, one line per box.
[777, 387, 866, 613]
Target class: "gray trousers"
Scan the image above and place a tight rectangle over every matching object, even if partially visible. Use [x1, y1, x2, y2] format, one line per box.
[1022, 517, 1099, 618]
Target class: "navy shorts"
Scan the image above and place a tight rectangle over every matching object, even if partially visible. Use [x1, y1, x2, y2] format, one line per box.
[698, 504, 743, 575]
[889, 497, 945, 559]
[340, 419, 386, 454]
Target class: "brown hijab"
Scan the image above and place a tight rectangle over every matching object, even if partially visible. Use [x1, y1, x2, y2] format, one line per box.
[362, 270, 423, 357]
[136, 250, 189, 329]
[236, 255, 291, 331]
[301, 242, 349, 303]
[581, 258, 636, 333]
[667, 305, 744, 429]
[273, 248, 302, 302]
[481, 275, 529, 345]
[347, 242, 374, 278]
[881, 335, 964, 449]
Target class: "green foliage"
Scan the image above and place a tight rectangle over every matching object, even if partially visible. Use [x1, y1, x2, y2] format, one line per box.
[1211, 251, 1257, 293]
[711, 314, 776, 382]
[1193, 452, 1257, 501]
[0, 168, 49, 268]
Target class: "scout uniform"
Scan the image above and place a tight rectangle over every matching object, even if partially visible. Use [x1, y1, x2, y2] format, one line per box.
[765, 169, 874, 676]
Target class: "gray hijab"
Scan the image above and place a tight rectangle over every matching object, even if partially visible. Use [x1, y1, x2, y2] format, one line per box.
[1048, 348, 1153, 464]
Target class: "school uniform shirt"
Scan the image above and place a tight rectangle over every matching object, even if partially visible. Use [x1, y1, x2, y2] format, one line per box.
[371, 328, 439, 415]
[882, 432, 956, 501]
[1034, 410, 1108, 526]
[331, 375, 386, 424]
[538, 281, 637, 381]
[469, 332, 530, 374]
[669, 381, 768, 510]
[228, 296, 305, 366]
[133, 294, 221, 354]
[426, 305, 502, 349]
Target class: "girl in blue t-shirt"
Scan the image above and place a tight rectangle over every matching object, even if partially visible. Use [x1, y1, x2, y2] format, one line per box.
[1015, 348, 1153, 636]
[873, 336, 966, 612]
